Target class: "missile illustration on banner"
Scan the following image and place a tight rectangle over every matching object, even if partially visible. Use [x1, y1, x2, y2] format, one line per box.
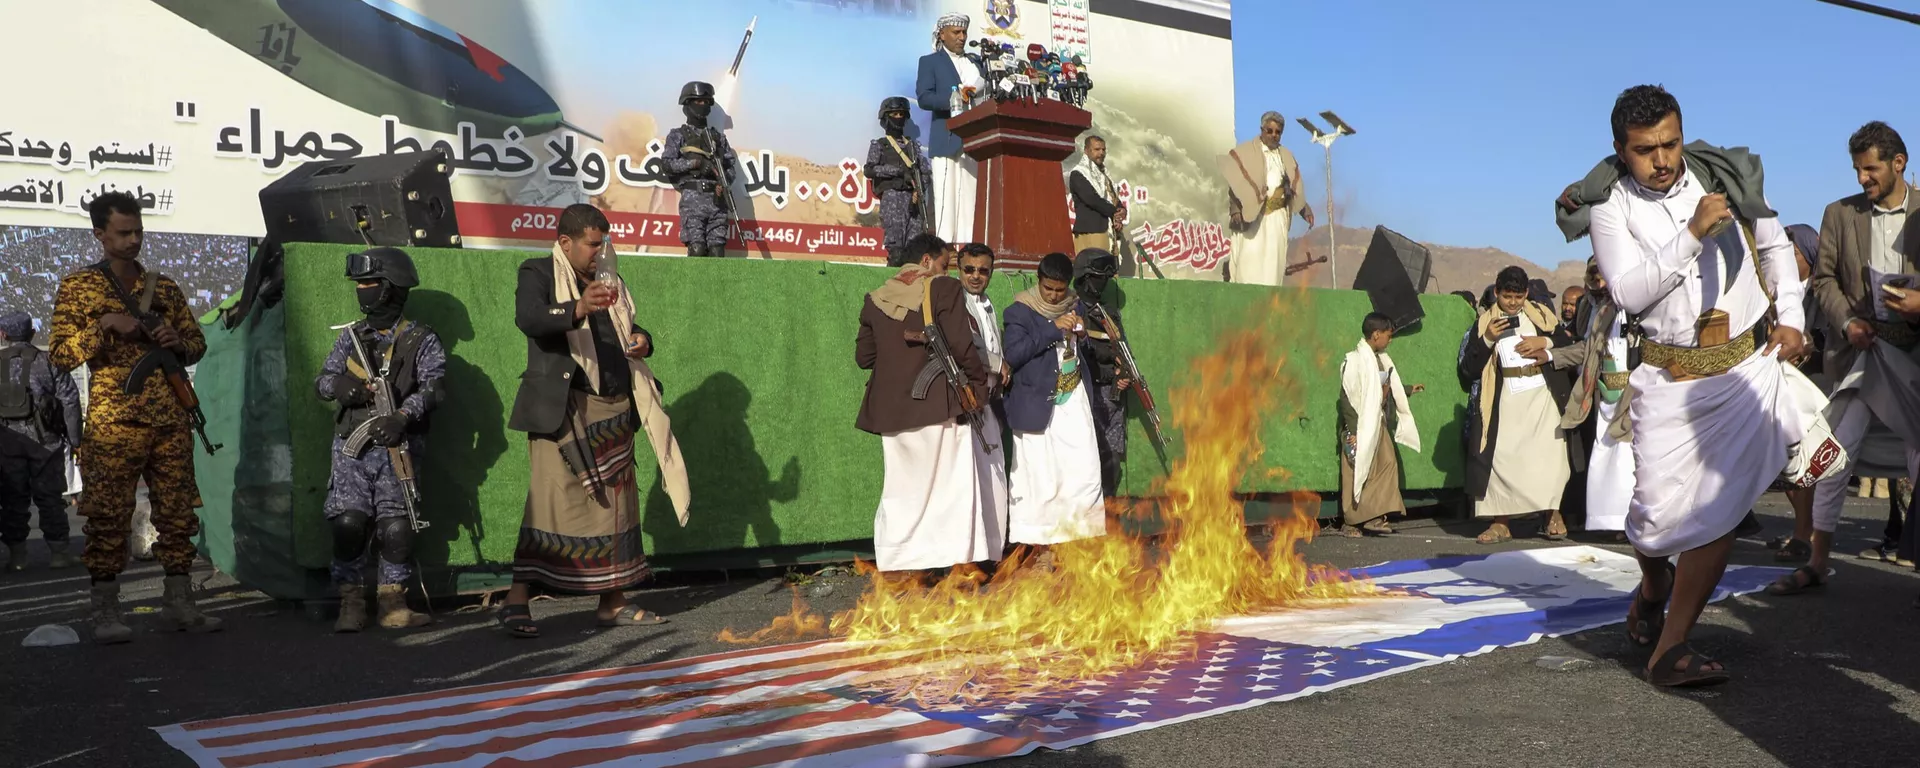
[149, 0, 598, 140]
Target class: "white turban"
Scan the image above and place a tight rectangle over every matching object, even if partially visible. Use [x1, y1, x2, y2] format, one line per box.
[937, 12, 970, 30]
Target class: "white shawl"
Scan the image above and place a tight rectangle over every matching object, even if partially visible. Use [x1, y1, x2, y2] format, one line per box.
[1341, 339, 1420, 492]
[549, 243, 691, 526]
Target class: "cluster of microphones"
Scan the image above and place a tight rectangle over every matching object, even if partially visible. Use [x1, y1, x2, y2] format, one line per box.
[966, 39, 1092, 108]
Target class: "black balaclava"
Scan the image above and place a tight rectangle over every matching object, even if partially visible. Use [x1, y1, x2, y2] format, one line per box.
[684, 100, 712, 127]
[882, 112, 907, 137]
[358, 281, 408, 330]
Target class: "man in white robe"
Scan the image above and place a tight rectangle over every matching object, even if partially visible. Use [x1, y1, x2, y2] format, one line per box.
[1780, 121, 1920, 596]
[1220, 112, 1314, 286]
[957, 243, 1009, 547]
[1585, 85, 1808, 686]
[1001, 253, 1107, 554]
[1548, 259, 1632, 534]
[1464, 266, 1570, 544]
[915, 13, 986, 245]
[855, 234, 999, 574]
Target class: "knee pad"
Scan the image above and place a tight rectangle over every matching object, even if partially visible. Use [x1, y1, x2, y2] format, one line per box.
[376, 516, 414, 565]
[330, 510, 373, 561]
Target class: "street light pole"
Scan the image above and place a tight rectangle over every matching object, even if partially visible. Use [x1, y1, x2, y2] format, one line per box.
[1296, 112, 1356, 288]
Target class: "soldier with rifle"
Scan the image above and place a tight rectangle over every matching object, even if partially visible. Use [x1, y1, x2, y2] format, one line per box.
[50, 192, 220, 643]
[663, 81, 742, 258]
[856, 233, 1001, 576]
[313, 246, 445, 632]
[864, 96, 935, 266]
[1072, 249, 1151, 495]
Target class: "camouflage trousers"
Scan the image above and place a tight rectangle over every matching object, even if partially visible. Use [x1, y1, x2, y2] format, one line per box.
[80, 420, 202, 577]
[677, 187, 730, 249]
[325, 436, 419, 586]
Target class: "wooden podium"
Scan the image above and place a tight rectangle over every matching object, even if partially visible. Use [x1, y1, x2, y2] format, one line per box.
[948, 99, 1093, 269]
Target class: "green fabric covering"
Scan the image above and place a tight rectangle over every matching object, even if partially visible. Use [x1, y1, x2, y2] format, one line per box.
[212, 244, 1476, 591]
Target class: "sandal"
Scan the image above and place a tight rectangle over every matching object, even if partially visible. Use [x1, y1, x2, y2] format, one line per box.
[1625, 578, 1669, 648]
[1335, 524, 1364, 539]
[1361, 518, 1395, 535]
[1765, 565, 1826, 596]
[1475, 525, 1512, 545]
[498, 604, 540, 638]
[1765, 534, 1792, 551]
[1772, 539, 1811, 563]
[1646, 643, 1730, 688]
[599, 605, 669, 627]
[1542, 513, 1568, 542]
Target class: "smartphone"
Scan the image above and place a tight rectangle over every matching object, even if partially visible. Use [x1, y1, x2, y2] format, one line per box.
[1883, 284, 1908, 300]
[1499, 314, 1520, 339]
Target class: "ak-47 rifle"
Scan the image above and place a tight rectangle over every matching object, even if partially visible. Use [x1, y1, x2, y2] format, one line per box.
[681, 127, 744, 237]
[1087, 303, 1167, 463]
[334, 322, 427, 533]
[1285, 253, 1329, 276]
[908, 280, 986, 433]
[95, 265, 221, 455]
[1101, 172, 1163, 279]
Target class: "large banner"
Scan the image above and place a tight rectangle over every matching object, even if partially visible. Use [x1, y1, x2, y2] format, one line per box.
[0, 0, 1233, 280]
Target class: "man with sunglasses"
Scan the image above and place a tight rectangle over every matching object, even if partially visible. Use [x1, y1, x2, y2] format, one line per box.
[1221, 112, 1315, 286]
[957, 243, 1009, 544]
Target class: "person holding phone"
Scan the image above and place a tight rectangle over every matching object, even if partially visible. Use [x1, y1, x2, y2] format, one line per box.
[1461, 266, 1571, 546]
[1793, 121, 1920, 597]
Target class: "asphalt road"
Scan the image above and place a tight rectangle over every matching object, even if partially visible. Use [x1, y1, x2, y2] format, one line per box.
[0, 495, 1914, 768]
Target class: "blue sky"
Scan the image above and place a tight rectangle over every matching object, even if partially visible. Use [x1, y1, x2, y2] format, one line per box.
[1232, 0, 1920, 267]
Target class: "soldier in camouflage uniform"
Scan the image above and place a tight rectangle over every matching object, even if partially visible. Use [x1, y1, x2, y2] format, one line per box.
[1072, 249, 1130, 496]
[662, 81, 740, 258]
[0, 311, 82, 572]
[314, 246, 446, 632]
[864, 96, 935, 266]
[50, 192, 218, 643]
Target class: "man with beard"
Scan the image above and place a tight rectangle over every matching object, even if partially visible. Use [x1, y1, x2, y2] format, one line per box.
[662, 81, 740, 258]
[51, 191, 221, 642]
[957, 243, 1009, 546]
[1068, 136, 1125, 256]
[916, 13, 986, 244]
[1221, 112, 1315, 286]
[856, 233, 998, 574]
[1559, 286, 1587, 342]
[314, 247, 443, 632]
[1781, 121, 1920, 595]
[1570, 85, 1809, 686]
[865, 96, 935, 266]
[1549, 258, 1629, 536]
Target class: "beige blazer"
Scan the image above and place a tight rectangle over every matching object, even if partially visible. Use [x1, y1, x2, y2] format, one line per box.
[1812, 186, 1920, 374]
[1218, 139, 1304, 229]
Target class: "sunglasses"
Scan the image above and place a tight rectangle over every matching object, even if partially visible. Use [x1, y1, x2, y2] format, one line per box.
[959, 265, 991, 276]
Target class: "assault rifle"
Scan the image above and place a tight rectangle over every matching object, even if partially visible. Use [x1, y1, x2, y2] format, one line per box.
[908, 283, 986, 436]
[681, 128, 744, 236]
[1088, 303, 1167, 464]
[96, 265, 220, 455]
[333, 322, 427, 533]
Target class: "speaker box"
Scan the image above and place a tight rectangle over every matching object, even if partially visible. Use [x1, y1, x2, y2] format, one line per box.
[1351, 225, 1430, 330]
[258, 150, 461, 248]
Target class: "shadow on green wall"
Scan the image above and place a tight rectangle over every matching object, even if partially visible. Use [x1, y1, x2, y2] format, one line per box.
[643, 371, 800, 555]
[406, 289, 510, 568]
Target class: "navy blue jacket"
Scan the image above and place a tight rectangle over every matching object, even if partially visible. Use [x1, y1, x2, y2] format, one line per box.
[915, 49, 973, 159]
[1002, 301, 1097, 433]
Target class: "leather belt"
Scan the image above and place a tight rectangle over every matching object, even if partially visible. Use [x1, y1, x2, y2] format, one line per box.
[1641, 319, 1768, 379]
[1500, 364, 1542, 377]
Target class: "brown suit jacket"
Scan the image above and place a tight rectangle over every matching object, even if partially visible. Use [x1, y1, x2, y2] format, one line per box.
[855, 275, 988, 435]
[1813, 187, 1920, 375]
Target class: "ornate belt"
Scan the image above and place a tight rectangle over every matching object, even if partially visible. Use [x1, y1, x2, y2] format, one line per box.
[1599, 371, 1630, 390]
[1641, 320, 1766, 379]
[1501, 364, 1542, 377]
[1872, 319, 1919, 349]
[1262, 191, 1291, 215]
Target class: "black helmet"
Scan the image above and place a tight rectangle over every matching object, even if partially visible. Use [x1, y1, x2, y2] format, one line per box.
[679, 81, 716, 104]
[345, 246, 419, 288]
[878, 96, 911, 119]
[1073, 248, 1118, 281]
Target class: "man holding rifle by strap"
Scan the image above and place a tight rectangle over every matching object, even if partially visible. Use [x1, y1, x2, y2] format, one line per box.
[856, 233, 1002, 578]
[314, 246, 444, 633]
[1074, 249, 1166, 495]
[50, 191, 220, 644]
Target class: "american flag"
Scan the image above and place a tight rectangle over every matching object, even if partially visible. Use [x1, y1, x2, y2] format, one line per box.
[156, 547, 1783, 767]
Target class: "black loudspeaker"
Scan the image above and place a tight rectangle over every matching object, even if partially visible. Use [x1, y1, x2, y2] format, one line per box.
[258, 150, 461, 248]
[1351, 225, 1430, 330]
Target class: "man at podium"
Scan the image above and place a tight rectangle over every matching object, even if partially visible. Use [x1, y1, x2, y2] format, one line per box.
[916, 12, 986, 244]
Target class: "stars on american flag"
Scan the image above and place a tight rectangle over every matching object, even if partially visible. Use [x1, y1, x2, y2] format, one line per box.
[886, 634, 1420, 746]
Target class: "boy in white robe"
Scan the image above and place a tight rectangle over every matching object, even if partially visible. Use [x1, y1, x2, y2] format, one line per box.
[1337, 313, 1422, 536]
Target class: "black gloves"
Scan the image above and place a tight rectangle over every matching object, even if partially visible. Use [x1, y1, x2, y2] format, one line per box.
[329, 375, 373, 407]
[367, 413, 410, 447]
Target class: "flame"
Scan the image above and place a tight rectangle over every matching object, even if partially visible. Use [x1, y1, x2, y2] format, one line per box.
[722, 295, 1375, 702]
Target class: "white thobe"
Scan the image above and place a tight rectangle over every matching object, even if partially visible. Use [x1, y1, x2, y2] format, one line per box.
[932, 49, 985, 244]
[962, 291, 1009, 546]
[1590, 168, 1808, 557]
[1227, 143, 1294, 287]
[874, 420, 999, 571]
[1812, 189, 1920, 531]
[1585, 313, 1633, 531]
[1009, 350, 1108, 545]
[1474, 314, 1569, 518]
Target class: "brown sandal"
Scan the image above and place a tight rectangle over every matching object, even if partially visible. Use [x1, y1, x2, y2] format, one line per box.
[1646, 643, 1729, 688]
[1475, 525, 1512, 545]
